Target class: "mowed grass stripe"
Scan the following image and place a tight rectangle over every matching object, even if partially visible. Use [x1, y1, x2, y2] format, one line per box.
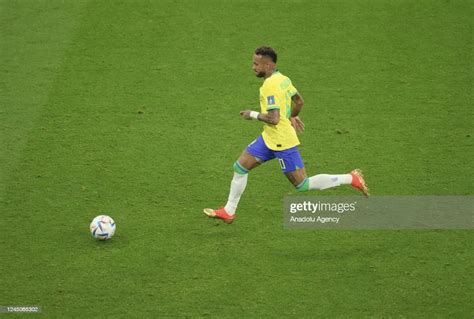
[0, 1, 87, 195]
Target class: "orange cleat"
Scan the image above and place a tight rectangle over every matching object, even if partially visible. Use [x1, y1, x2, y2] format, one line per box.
[203, 207, 236, 224]
[350, 169, 370, 197]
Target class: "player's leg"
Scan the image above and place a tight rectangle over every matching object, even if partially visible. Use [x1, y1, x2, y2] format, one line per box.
[285, 166, 308, 187]
[222, 150, 260, 216]
[224, 137, 276, 215]
[279, 148, 369, 196]
[234, 150, 262, 171]
[287, 169, 353, 191]
[203, 136, 273, 223]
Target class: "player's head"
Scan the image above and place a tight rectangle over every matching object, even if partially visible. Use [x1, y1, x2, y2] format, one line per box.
[253, 46, 277, 78]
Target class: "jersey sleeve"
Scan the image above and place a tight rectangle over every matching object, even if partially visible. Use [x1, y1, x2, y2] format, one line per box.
[261, 84, 280, 111]
[287, 81, 298, 97]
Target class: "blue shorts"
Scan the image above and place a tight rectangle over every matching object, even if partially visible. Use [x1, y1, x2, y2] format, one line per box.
[246, 136, 304, 173]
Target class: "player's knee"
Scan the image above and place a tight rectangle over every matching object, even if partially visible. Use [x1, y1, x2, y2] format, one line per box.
[233, 161, 249, 175]
[295, 177, 309, 192]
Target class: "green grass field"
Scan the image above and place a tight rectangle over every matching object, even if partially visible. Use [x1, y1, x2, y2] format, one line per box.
[1, 0, 473, 317]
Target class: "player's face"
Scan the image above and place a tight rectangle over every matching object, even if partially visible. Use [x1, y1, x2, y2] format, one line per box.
[252, 54, 269, 78]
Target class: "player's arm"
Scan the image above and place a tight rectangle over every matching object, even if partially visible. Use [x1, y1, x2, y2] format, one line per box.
[240, 109, 280, 125]
[240, 89, 280, 124]
[291, 93, 304, 117]
[290, 93, 305, 133]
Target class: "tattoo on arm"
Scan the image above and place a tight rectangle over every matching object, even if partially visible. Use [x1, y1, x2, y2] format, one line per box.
[258, 109, 280, 125]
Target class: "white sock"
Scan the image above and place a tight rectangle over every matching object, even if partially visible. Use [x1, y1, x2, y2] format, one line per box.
[224, 173, 248, 215]
[308, 174, 352, 190]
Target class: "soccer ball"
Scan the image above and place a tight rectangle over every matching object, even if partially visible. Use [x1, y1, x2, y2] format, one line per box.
[90, 215, 116, 240]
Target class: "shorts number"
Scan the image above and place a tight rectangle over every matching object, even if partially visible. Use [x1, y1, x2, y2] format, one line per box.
[278, 158, 286, 170]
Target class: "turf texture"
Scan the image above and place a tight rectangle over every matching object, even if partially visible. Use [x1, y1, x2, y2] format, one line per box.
[1, 0, 473, 317]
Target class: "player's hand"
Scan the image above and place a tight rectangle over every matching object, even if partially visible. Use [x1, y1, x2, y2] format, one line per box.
[240, 110, 252, 120]
[290, 116, 305, 133]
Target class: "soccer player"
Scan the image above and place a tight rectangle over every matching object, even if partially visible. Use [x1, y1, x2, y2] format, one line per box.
[204, 46, 369, 224]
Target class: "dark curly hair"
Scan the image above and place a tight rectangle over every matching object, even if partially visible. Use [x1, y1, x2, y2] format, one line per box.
[255, 46, 277, 63]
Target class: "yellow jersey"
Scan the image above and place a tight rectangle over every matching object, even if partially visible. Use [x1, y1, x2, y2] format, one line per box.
[259, 70, 299, 150]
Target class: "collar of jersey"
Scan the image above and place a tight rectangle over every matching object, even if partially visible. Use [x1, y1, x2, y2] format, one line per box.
[264, 69, 280, 83]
